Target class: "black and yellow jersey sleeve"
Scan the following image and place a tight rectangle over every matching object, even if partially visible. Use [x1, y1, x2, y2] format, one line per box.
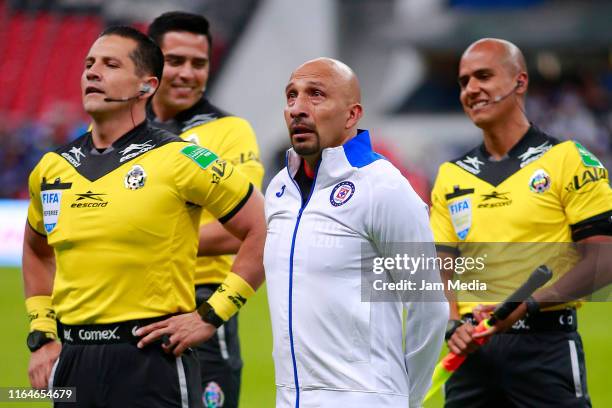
[172, 143, 253, 222]
[181, 116, 263, 188]
[559, 141, 612, 230]
[148, 98, 264, 285]
[179, 115, 264, 285]
[430, 165, 462, 253]
[27, 161, 45, 235]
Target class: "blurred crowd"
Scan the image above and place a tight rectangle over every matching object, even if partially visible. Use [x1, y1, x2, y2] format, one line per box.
[528, 72, 612, 165]
[0, 104, 87, 198]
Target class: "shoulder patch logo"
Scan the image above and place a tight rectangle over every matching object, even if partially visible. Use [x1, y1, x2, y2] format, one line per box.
[574, 142, 603, 168]
[182, 113, 218, 132]
[330, 181, 355, 207]
[181, 144, 218, 170]
[529, 169, 551, 193]
[124, 165, 147, 190]
[61, 146, 86, 168]
[119, 140, 155, 163]
[518, 142, 552, 168]
[455, 156, 484, 175]
[448, 197, 471, 240]
[183, 133, 201, 145]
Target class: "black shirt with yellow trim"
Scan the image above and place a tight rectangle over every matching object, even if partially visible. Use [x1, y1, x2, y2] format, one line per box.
[430, 126, 612, 315]
[27, 121, 253, 324]
[147, 97, 264, 285]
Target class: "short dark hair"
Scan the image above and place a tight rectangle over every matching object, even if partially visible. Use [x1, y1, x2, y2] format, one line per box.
[99, 26, 164, 81]
[148, 11, 212, 51]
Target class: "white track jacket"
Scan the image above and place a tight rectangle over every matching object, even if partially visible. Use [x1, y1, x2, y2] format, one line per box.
[264, 130, 448, 408]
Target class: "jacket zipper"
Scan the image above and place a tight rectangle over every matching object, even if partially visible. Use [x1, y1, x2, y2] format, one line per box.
[286, 161, 319, 408]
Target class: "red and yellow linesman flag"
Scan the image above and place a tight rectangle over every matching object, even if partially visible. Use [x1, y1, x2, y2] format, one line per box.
[424, 320, 491, 402]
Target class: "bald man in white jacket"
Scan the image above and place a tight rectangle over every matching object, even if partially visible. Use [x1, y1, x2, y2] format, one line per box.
[264, 58, 448, 408]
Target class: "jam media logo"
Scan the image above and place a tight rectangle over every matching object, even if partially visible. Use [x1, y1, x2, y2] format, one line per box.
[119, 140, 155, 163]
[529, 169, 551, 193]
[330, 181, 355, 207]
[448, 197, 471, 240]
[61, 146, 86, 168]
[71, 191, 109, 208]
[478, 191, 512, 208]
[455, 156, 484, 175]
[203, 381, 225, 408]
[124, 165, 147, 190]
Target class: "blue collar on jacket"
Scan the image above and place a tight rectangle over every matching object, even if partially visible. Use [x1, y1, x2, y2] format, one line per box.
[286, 129, 384, 177]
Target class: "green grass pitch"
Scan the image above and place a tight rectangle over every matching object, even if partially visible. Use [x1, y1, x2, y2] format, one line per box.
[1, 267, 610, 407]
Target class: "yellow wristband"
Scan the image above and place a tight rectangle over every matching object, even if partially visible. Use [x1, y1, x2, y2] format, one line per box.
[208, 272, 255, 321]
[25, 296, 58, 336]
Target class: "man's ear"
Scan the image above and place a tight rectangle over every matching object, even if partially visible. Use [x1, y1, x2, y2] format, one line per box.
[345, 103, 363, 130]
[141, 77, 159, 97]
[515, 72, 528, 95]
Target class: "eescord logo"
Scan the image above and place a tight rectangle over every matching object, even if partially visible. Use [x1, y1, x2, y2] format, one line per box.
[78, 326, 120, 341]
[478, 191, 512, 208]
[119, 140, 155, 163]
[71, 191, 109, 208]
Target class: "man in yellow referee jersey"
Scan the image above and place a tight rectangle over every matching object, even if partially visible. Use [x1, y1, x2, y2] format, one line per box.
[430, 38, 612, 407]
[144, 12, 264, 408]
[23, 26, 265, 408]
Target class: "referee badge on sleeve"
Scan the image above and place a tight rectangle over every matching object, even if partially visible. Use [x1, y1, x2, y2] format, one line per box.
[448, 197, 472, 240]
[41, 189, 63, 233]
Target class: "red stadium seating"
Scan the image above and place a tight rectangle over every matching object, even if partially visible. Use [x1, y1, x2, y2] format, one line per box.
[0, 7, 102, 122]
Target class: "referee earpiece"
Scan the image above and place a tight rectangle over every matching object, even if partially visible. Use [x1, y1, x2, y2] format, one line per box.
[140, 84, 152, 94]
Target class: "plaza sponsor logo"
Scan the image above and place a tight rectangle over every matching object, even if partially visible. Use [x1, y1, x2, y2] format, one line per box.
[71, 191, 109, 208]
[210, 159, 233, 184]
[119, 140, 155, 163]
[565, 167, 608, 194]
[478, 191, 512, 208]
[61, 147, 86, 168]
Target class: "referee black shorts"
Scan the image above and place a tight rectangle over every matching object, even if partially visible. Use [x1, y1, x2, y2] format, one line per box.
[53, 317, 203, 408]
[195, 284, 243, 408]
[445, 309, 591, 408]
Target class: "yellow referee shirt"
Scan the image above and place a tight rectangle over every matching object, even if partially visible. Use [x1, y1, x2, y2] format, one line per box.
[27, 121, 253, 324]
[147, 97, 264, 285]
[430, 126, 612, 315]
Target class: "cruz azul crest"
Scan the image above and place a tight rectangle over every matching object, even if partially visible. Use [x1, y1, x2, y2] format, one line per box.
[330, 181, 355, 207]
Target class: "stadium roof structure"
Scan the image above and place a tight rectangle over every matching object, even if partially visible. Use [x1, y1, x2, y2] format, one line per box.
[384, 2, 612, 52]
